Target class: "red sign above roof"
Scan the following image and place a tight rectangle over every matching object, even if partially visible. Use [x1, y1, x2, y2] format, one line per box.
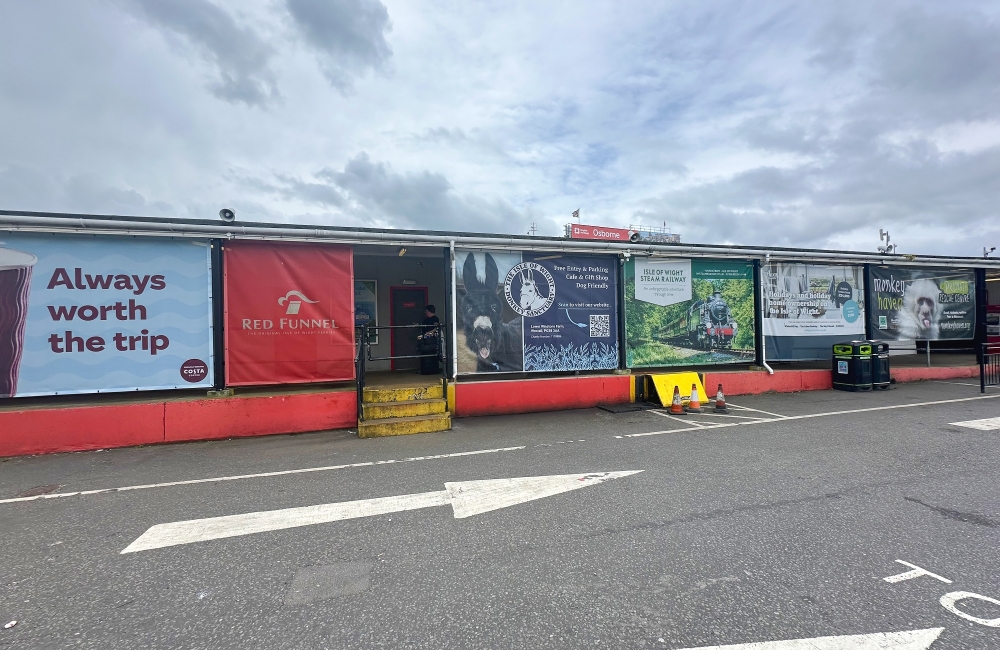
[569, 224, 634, 241]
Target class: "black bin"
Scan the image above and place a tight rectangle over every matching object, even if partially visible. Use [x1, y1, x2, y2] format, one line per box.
[871, 341, 890, 390]
[832, 341, 872, 392]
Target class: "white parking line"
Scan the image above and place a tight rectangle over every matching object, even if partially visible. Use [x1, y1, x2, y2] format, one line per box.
[937, 381, 1000, 389]
[726, 403, 789, 418]
[0, 446, 526, 505]
[949, 417, 1000, 431]
[648, 410, 708, 427]
[688, 412, 771, 420]
[620, 393, 1000, 439]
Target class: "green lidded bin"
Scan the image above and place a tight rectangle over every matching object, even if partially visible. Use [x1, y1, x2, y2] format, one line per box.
[832, 340, 873, 392]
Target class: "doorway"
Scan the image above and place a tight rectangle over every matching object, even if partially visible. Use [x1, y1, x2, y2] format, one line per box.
[390, 286, 429, 370]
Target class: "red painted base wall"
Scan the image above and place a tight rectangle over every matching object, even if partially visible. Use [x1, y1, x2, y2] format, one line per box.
[0, 391, 357, 457]
[703, 370, 832, 396]
[454, 375, 631, 417]
[705, 365, 979, 396]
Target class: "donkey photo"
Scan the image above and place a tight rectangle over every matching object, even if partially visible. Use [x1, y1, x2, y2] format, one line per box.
[459, 252, 523, 372]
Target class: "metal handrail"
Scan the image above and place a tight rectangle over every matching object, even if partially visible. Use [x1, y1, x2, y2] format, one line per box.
[356, 323, 446, 422]
[363, 324, 443, 362]
[981, 343, 1000, 393]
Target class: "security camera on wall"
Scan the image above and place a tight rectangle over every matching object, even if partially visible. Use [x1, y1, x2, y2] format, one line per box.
[219, 208, 235, 223]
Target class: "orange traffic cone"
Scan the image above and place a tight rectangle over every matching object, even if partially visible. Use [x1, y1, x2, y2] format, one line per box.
[669, 386, 684, 414]
[686, 383, 703, 413]
[714, 383, 729, 413]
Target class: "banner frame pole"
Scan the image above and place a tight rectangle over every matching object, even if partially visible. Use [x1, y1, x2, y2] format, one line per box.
[450, 240, 458, 380]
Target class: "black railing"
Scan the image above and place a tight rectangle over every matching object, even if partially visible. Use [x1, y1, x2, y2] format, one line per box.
[981, 343, 1000, 394]
[356, 324, 445, 422]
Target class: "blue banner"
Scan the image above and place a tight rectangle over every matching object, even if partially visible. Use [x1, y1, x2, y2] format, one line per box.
[521, 253, 618, 371]
[455, 249, 619, 373]
[0, 234, 214, 397]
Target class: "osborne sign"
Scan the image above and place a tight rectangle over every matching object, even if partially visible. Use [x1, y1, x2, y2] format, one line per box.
[569, 224, 636, 242]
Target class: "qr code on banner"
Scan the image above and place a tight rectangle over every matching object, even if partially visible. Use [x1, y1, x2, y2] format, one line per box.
[589, 314, 611, 338]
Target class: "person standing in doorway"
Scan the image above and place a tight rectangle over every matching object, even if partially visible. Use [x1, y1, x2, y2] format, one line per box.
[417, 305, 441, 375]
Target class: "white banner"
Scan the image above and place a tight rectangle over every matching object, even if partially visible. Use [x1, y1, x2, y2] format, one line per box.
[761, 262, 865, 337]
[634, 258, 690, 307]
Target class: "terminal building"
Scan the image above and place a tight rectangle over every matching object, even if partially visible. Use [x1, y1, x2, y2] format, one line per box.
[1, 209, 998, 456]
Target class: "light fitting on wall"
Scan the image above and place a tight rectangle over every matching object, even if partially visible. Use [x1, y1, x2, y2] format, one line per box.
[398, 247, 407, 256]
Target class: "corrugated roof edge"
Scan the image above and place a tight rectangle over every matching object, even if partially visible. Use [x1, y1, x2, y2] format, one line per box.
[1, 208, 997, 266]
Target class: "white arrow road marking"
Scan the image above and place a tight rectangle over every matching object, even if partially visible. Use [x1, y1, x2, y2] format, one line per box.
[949, 416, 1000, 431]
[672, 627, 944, 650]
[121, 470, 641, 554]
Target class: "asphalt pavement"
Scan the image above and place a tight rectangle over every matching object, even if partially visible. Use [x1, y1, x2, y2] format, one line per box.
[1, 379, 999, 649]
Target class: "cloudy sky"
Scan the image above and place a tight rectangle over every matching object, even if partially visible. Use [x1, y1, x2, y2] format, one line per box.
[2, 0, 999, 255]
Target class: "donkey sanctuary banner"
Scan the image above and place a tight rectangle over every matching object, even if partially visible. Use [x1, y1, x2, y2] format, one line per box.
[624, 257, 756, 368]
[868, 266, 976, 341]
[0, 233, 214, 397]
[224, 241, 355, 385]
[761, 262, 866, 360]
[455, 249, 618, 374]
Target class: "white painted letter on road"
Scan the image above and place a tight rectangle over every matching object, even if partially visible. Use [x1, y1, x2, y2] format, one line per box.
[672, 627, 943, 649]
[940, 591, 1000, 627]
[883, 560, 952, 585]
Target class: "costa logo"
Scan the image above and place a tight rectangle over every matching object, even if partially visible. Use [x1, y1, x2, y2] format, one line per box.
[180, 358, 209, 383]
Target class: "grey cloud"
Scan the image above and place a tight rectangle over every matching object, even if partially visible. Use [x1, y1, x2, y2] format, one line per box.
[285, 0, 391, 90]
[122, 0, 278, 106]
[0, 164, 173, 216]
[272, 174, 346, 208]
[272, 153, 535, 234]
[875, 9, 1000, 95]
[635, 137, 1000, 254]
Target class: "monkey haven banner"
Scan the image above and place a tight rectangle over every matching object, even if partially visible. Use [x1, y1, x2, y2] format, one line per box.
[868, 266, 976, 341]
[224, 242, 355, 385]
[455, 249, 618, 374]
[624, 258, 755, 368]
[761, 262, 865, 360]
[0, 233, 214, 397]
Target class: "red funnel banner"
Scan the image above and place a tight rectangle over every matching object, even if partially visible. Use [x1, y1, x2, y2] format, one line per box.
[224, 242, 355, 385]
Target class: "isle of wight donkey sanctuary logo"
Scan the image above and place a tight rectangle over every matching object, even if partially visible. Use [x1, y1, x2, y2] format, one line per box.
[278, 290, 318, 315]
[504, 262, 555, 318]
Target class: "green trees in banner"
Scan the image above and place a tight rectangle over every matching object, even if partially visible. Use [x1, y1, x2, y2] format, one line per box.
[625, 259, 756, 368]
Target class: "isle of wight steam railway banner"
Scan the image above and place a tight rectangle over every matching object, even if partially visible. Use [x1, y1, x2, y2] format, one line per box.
[762, 262, 865, 360]
[0, 234, 214, 397]
[868, 266, 976, 341]
[455, 249, 618, 374]
[624, 258, 755, 368]
[224, 241, 355, 385]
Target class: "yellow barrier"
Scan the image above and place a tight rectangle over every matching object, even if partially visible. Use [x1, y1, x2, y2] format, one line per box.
[649, 373, 707, 405]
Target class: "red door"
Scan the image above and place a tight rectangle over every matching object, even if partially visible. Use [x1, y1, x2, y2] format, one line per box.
[390, 287, 428, 370]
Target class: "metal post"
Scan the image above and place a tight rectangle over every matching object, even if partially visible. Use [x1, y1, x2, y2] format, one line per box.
[982, 344, 987, 394]
[357, 324, 367, 422]
[449, 240, 458, 380]
[926, 340, 931, 367]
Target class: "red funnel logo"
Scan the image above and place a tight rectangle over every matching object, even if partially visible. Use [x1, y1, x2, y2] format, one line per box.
[278, 290, 318, 315]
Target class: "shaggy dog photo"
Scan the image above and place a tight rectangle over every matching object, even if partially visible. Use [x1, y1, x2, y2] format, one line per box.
[896, 278, 941, 340]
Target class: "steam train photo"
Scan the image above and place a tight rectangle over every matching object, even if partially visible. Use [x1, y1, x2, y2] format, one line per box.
[685, 291, 738, 349]
[664, 292, 737, 350]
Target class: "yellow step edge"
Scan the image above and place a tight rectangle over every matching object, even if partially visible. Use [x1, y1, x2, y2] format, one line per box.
[362, 398, 447, 420]
[362, 385, 444, 403]
[357, 413, 452, 438]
